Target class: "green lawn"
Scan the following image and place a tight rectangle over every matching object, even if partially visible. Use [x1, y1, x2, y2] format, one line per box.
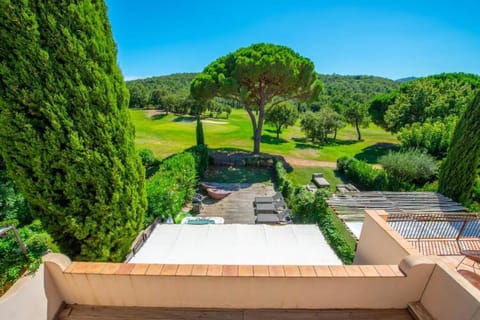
[286, 167, 347, 192]
[131, 109, 398, 164]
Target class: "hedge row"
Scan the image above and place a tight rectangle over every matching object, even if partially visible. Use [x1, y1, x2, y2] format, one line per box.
[274, 161, 355, 264]
[337, 156, 411, 191]
[145, 145, 208, 225]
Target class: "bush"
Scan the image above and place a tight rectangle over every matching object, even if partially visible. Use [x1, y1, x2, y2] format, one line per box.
[196, 117, 205, 146]
[185, 145, 209, 177]
[146, 152, 197, 224]
[337, 156, 413, 191]
[397, 117, 457, 158]
[273, 160, 355, 264]
[313, 192, 355, 264]
[379, 150, 437, 185]
[138, 148, 157, 169]
[337, 156, 387, 190]
[0, 220, 57, 295]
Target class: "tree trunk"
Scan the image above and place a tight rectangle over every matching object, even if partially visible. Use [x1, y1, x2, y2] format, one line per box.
[245, 106, 260, 154]
[276, 125, 281, 140]
[355, 120, 362, 141]
[334, 128, 337, 140]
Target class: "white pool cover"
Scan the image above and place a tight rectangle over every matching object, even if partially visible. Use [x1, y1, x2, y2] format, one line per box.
[129, 224, 342, 265]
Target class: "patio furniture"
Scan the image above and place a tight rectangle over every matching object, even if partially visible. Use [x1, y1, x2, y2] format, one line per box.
[206, 188, 232, 200]
[254, 202, 276, 214]
[312, 173, 330, 188]
[254, 196, 273, 203]
[256, 213, 280, 224]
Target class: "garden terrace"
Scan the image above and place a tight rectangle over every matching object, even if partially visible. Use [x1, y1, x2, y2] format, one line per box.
[197, 182, 275, 224]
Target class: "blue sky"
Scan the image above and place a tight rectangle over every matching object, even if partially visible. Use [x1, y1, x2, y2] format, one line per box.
[105, 0, 480, 80]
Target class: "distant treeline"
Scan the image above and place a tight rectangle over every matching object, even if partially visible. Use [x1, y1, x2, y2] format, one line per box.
[126, 73, 401, 118]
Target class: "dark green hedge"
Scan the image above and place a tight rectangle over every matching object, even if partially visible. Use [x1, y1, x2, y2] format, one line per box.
[145, 146, 209, 225]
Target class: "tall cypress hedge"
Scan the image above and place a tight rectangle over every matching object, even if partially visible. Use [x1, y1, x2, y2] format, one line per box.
[439, 92, 480, 205]
[0, 0, 146, 261]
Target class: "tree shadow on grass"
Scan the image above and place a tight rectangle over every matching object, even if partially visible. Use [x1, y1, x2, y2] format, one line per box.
[151, 114, 168, 121]
[354, 142, 399, 164]
[172, 115, 196, 122]
[327, 139, 358, 146]
[260, 134, 288, 145]
[292, 137, 318, 150]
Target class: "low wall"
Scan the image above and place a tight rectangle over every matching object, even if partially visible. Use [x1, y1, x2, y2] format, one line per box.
[44, 254, 434, 310]
[421, 257, 480, 320]
[354, 210, 420, 265]
[0, 264, 63, 320]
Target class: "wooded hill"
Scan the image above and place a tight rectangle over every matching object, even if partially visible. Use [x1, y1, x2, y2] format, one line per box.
[126, 73, 401, 112]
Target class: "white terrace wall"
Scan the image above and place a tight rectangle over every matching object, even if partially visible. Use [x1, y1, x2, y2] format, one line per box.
[354, 210, 420, 265]
[421, 257, 480, 319]
[0, 264, 63, 320]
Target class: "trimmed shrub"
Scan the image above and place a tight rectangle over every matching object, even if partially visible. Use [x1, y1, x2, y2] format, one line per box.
[379, 150, 437, 185]
[146, 152, 198, 224]
[337, 156, 411, 191]
[273, 160, 356, 264]
[337, 157, 386, 190]
[196, 117, 205, 146]
[138, 148, 157, 169]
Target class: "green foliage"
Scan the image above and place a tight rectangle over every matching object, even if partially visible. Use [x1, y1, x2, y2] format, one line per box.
[127, 73, 234, 115]
[379, 150, 437, 185]
[313, 192, 355, 264]
[316, 75, 400, 114]
[274, 160, 355, 264]
[397, 117, 457, 157]
[382, 73, 480, 133]
[191, 43, 322, 153]
[439, 92, 480, 205]
[196, 117, 205, 146]
[0, 0, 146, 261]
[138, 148, 157, 169]
[369, 92, 397, 128]
[300, 108, 344, 144]
[275, 161, 294, 200]
[128, 83, 150, 109]
[0, 220, 56, 295]
[185, 145, 209, 177]
[337, 157, 388, 190]
[344, 102, 370, 141]
[265, 103, 299, 139]
[0, 158, 32, 226]
[146, 152, 198, 224]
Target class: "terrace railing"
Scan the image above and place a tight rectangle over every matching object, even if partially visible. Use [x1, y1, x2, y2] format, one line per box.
[387, 212, 480, 255]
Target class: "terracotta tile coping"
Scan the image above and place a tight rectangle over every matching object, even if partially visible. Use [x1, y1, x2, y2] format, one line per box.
[64, 262, 405, 278]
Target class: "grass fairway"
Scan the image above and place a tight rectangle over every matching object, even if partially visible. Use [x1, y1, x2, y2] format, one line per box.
[131, 109, 398, 163]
